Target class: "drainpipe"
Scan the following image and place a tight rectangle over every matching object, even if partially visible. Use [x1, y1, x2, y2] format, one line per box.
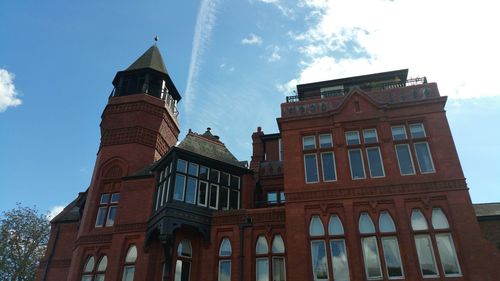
[239, 218, 253, 281]
[42, 223, 60, 281]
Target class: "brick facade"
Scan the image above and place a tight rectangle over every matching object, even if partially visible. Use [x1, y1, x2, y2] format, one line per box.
[36, 48, 500, 281]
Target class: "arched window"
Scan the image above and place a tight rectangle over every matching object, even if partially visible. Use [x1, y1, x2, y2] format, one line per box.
[256, 235, 269, 281]
[378, 212, 404, 279]
[309, 215, 328, 281]
[255, 234, 286, 281]
[218, 238, 232, 281]
[122, 245, 137, 281]
[358, 213, 382, 280]
[81, 256, 95, 281]
[328, 215, 349, 281]
[174, 240, 192, 281]
[359, 211, 404, 280]
[271, 235, 286, 281]
[309, 215, 352, 281]
[411, 208, 461, 278]
[95, 256, 108, 281]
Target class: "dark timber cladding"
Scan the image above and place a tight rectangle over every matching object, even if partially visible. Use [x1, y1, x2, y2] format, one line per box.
[36, 43, 500, 281]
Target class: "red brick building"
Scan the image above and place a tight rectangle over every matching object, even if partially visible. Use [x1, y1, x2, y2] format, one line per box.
[37, 45, 500, 281]
[474, 203, 500, 250]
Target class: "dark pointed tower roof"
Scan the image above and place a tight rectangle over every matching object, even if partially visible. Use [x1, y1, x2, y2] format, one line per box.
[126, 45, 168, 74]
[112, 45, 181, 101]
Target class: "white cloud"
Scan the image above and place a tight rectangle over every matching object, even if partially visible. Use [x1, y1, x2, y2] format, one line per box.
[254, 0, 294, 17]
[268, 45, 281, 62]
[281, 0, 500, 99]
[241, 33, 263, 45]
[0, 68, 22, 112]
[184, 0, 222, 112]
[47, 205, 65, 220]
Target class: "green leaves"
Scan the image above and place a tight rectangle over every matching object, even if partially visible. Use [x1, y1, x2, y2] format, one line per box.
[0, 203, 50, 281]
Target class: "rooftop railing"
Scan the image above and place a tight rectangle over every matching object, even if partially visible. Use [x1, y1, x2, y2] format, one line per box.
[286, 77, 427, 103]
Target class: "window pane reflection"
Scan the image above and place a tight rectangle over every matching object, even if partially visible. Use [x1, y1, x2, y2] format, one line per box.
[256, 258, 269, 281]
[330, 240, 349, 281]
[311, 241, 329, 280]
[436, 234, 461, 276]
[414, 235, 438, 277]
[361, 237, 382, 279]
[381, 237, 404, 278]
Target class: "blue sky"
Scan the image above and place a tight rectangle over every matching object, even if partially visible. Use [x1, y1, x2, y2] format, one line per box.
[1, 0, 499, 217]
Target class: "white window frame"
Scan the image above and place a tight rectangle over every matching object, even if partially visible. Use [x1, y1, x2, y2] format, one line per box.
[188, 162, 199, 176]
[320, 152, 337, 182]
[363, 128, 379, 144]
[173, 174, 186, 202]
[177, 159, 188, 173]
[391, 125, 407, 141]
[256, 257, 269, 281]
[366, 147, 385, 178]
[435, 233, 462, 277]
[220, 172, 230, 186]
[211, 169, 221, 183]
[105, 206, 117, 226]
[414, 234, 439, 278]
[414, 142, 435, 174]
[394, 144, 416, 176]
[409, 123, 426, 138]
[218, 260, 231, 281]
[162, 179, 170, 205]
[329, 239, 350, 281]
[235, 190, 241, 209]
[303, 136, 317, 150]
[319, 134, 333, 148]
[197, 180, 209, 207]
[361, 236, 383, 280]
[209, 184, 219, 210]
[95, 207, 107, 227]
[304, 153, 320, 184]
[199, 165, 210, 180]
[310, 240, 330, 281]
[185, 176, 198, 204]
[272, 256, 287, 281]
[220, 186, 230, 210]
[345, 131, 360, 145]
[381, 237, 405, 279]
[348, 148, 366, 180]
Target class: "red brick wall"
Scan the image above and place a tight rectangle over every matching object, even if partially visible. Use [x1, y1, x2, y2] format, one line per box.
[477, 218, 500, 249]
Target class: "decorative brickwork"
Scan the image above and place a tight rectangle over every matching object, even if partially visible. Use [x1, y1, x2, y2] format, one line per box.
[281, 83, 440, 118]
[76, 234, 113, 245]
[285, 179, 466, 203]
[100, 126, 168, 155]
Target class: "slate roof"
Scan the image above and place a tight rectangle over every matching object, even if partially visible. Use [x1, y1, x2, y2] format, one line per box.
[51, 191, 87, 223]
[473, 203, 500, 217]
[177, 129, 245, 168]
[126, 45, 168, 75]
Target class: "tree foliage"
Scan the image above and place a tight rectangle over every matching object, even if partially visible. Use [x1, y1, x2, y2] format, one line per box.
[0, 204, 50, 281]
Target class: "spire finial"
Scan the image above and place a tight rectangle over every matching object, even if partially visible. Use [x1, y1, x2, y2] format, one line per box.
[154, 35, 159, 45]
